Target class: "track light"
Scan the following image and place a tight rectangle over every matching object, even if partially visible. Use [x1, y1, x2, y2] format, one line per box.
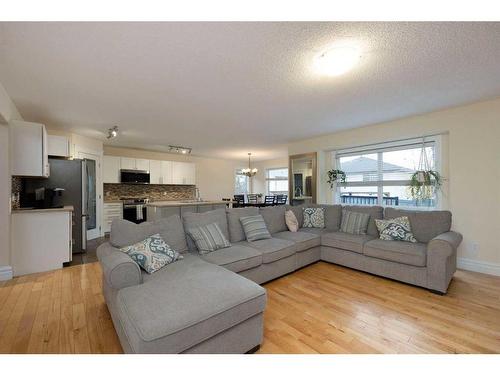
[168, 145, 192, 155]
[107, 126, 119, 139]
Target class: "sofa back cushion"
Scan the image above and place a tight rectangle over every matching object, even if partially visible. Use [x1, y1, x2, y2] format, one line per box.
[226, 207, 259, 242]
[384, 208, 452, 243]
[342, 205, 383, 236]
[183, 208, 230, 251]
[110, 215, 188, 253]
[259, 205, 287, 234]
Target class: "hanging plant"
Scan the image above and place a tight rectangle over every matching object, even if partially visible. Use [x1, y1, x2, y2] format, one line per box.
[327, 169, 346, 189]
[408, 137, 443, 201]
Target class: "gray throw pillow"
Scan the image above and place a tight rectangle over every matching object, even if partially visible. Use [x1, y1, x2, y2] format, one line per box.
[340, 210, 370, 235]
[120, 234, 182, 274]
[188, 222, 231, 255]
[240, 215, 272, 242]
[375, 216, 417, 243]
[302, 207, 325, 228]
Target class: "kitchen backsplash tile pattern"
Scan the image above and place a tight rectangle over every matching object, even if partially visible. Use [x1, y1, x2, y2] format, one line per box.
[104, 183, 196, 201]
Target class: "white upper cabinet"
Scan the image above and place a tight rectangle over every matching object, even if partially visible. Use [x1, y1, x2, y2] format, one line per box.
[135, 158, 150, 172]
[103, 155, 121, 183]
[172, 162, 196, 185]
[160, 161, 173, 184]
[10, 120, 50, 177]
[149, 160, 162, 184]
[120, 157, 136, 170]
[47, 135, 70, 157]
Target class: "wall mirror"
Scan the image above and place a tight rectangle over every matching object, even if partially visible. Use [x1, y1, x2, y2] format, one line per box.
[288, 152, 317, 205]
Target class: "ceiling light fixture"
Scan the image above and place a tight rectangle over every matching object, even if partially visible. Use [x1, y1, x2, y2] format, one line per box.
[314, 45, 361, 77]
[242, 153, 258, 177]
[107, 125, 119, 139]
[168, 145, 192, 155]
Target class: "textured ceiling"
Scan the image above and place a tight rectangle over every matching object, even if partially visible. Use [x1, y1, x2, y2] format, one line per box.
[1, 22, 500, 160]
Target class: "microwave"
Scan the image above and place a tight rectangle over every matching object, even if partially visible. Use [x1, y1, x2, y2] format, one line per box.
[120, 169, 150, 184]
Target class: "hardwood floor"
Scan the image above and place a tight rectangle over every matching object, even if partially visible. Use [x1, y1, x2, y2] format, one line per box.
[1, 261, 499, 354]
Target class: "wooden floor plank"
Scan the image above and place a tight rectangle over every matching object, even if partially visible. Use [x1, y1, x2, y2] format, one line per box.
[1, 261, 500, 354]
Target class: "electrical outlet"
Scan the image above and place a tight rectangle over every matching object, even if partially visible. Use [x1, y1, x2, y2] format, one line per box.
[469, 241, 480, 254]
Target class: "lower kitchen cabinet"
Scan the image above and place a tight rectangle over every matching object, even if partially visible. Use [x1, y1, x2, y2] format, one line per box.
[103, 202, 123, 233]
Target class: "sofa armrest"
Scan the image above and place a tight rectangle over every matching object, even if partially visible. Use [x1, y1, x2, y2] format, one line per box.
[97, 242, 143, 290]
[426, 231, 463, 293]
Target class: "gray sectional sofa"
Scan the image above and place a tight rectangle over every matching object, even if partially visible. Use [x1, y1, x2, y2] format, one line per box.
[97, 204, 462, 354]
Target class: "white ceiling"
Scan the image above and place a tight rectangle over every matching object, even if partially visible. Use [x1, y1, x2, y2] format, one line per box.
[1, 22, 500, 161]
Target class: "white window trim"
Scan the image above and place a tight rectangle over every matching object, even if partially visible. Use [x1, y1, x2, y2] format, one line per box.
[235, 168, 250, 195]
[333, 136, 443, 209]
[265, 167, 288, 195]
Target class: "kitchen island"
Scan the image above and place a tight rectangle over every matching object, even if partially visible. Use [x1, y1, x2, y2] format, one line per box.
[146, 200, 231, 221]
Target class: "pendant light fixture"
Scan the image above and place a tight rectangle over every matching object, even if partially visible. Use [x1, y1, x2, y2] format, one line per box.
[242, 153, 258, 177]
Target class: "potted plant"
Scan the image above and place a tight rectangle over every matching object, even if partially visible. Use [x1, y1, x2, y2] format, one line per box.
[408, 170, 442, 201]
[327, 169, 346, 189]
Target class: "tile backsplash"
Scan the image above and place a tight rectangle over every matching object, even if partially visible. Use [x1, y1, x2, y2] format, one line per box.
[104, 183, 196, 201]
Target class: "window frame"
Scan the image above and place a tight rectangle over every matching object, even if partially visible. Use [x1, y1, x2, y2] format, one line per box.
[332, 136, 442, 209]
[265, 167, 289, 196]
[234, 169, 250, 195]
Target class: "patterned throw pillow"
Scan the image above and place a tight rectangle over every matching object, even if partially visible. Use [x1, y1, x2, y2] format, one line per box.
[188, 222, 231, 255]
[375, 216, 417, 243]
[340, 210, 370, 235]
[285, 210, 299, 232]
[302, 207, 325, 228]
[240, 215, 272, 242]
[120, 234, 182, 274]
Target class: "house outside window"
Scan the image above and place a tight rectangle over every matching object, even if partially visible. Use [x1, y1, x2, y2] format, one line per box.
[266, 168, 288, 196]
[334, 136, 441, 208]
[235, 169, 250, 195]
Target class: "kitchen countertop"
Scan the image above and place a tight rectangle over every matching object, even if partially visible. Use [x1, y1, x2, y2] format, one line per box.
[147, 200, 230, 207]
[12, 205, 74, 214]
[104, 200, 123, 203]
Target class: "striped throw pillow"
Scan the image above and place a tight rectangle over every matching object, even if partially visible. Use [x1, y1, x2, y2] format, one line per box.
[340, 210, 370, 235]
[188, 222, 231, 255]
[240, 215, 272, 242]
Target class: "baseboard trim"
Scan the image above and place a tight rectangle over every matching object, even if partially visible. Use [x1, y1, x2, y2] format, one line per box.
[0, 265, 13, 281]
[457, 257, 500, 276]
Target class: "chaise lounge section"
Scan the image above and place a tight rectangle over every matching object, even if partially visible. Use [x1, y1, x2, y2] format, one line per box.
[97, 204, 462, 353]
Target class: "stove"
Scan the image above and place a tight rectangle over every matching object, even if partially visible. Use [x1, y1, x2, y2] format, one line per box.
[121, 197, 149, 223]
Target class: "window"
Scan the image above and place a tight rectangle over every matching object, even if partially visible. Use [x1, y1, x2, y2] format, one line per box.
[334, 137, 440, 208]
[266, 168, 288, 196]
[234, 169, 250, 195]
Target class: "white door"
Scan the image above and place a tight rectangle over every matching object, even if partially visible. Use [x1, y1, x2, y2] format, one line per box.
[75, 149, 102, 241]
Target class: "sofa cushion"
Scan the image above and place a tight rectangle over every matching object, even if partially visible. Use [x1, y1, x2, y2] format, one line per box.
[226, 207, 259, 243]
[384, 208, 452, 243]
[116, 254, 266, 353]
[342, 205, 384, 236]
[183, 209, 229, 251]
[259, 205, 287, 234]
[298, 227, 331, 236]
[187, 223, 231, 254]
[363, 239, 427, 267]
[303, 207, 325, 228]
[200, 243, 262, 273]
[306, 204, 342, 231]
[110, 215, 188, 253]
[246, 237, 296, 263]
[321, 231, 375, 254]
[375, 216, 417, 243]
[340, 210, 370, 235]
[273, 230, 321, 252]
[286, 205, 305, 227]
[240, 215, 272, 242]
[285, 210, 299, 232]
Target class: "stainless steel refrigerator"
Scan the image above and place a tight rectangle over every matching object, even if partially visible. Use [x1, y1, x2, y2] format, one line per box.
[22, 157, 97, 254]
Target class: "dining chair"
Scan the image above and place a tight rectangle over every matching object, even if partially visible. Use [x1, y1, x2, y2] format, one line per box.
[233, 194, 245, 204]
[275, 194, 287, 205]
[264, 195, 276, 205]
[247, 194, 258, 204]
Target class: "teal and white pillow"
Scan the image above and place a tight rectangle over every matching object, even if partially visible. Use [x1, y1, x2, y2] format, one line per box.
[120, 233, 182, 274]
[240, 215, 271, 242]
[375, 216, 417, 243]
[340, 210, 370, 235]
[188, 222, 231, 254]
[302, 207, 325, 228]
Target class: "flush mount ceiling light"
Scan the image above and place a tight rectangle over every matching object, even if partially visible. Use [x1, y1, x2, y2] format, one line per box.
[314, 45, 362, 77]
[242, 153, 258, 177]
[168, 145, 192, 155]
[106, 125, 119, 139]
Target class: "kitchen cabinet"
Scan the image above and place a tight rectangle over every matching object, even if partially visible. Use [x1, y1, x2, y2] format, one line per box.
[11, 208, 72, 276]
[103, 155, 121, 183]
[160, 160, 173, 184]
[135, 158, 150, 172]
[103, 202, 123, 233]
[149, 159, 162, 184]
[48, 135, 70, 157]
[172, 161, 196, 185]
[120, 157, 136, 170]
[10, 120, 50, 177]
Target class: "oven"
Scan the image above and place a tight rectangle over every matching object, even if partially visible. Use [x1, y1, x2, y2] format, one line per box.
[122, 198, 149, 224]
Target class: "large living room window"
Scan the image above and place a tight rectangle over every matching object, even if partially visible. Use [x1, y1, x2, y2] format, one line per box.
[334, 136, 441, 208]
[266, 167, 288, 195]
[235, 169, 250, 195]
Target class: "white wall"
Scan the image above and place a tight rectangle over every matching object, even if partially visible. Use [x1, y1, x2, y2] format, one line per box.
[103, 146, 246, 201]
[288, 97, 500, 270]
[251, 157, 289, 195]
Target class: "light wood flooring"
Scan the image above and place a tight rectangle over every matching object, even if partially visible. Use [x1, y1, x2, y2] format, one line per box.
[1, 261, 499, 354]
